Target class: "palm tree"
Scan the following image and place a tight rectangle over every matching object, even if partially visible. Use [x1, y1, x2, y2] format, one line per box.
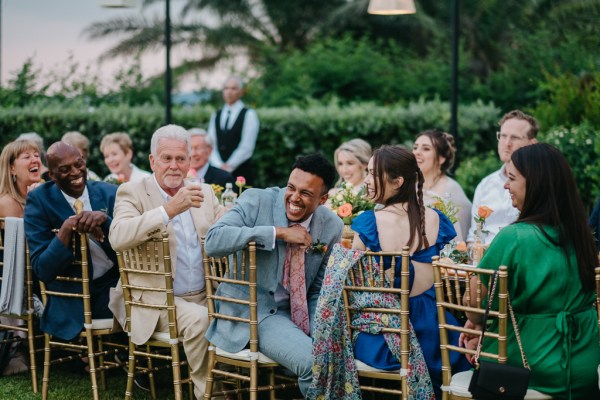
[83, 0, 348, 78]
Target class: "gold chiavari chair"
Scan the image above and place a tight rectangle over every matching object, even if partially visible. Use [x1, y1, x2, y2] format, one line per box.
[202, 239, 297, 400]
[116, 232, 193, 400]
[432, 257, 552, 400]
[0, 217, 40, 392]
[39, 231, 122, 400]
[342, 246, 411, 400]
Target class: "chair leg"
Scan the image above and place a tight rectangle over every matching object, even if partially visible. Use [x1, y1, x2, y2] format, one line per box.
[97, 336, 106, 390]
[204, 349, 216, 399]
[171, 343, 183, 400]
[187, 363, 194, 400]
[27, 317, 38, 393]
[269, 367, 276, 400]
[125, 341, 136, 400]
[249, 360, 258, 400]
[85, 331, 100, 400]
[146, 344, 157, 400]
[41, 333, 51, 400]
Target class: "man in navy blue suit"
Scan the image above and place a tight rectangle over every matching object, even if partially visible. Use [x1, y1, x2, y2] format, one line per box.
[24, 141, 119, 341]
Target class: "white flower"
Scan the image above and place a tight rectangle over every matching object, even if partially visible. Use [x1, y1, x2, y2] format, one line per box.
[586, 139, 592, 145]
[336, 193, 344, 201]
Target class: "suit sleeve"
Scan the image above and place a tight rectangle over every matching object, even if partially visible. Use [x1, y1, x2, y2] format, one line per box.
[204, 188, 274, 257]
[109, 182, 165, 251]
[24, 191, 75, 283]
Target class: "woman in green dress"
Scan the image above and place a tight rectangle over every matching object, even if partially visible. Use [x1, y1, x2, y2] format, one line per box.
[462, 143, 600, 399]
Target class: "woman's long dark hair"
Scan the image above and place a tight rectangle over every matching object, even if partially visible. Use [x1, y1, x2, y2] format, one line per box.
[511, 143, 598, 290]
[372, 145, 429, 250]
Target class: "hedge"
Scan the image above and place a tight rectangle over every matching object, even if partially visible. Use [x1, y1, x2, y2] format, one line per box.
[0, 99, 501, 191]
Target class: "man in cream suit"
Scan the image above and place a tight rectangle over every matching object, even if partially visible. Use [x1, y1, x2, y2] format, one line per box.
[204, 154, 343, 397]
[108, 124, 221, 399]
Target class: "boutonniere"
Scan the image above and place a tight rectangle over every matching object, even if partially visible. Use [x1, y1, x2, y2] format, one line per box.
[307, 239, 328, 254]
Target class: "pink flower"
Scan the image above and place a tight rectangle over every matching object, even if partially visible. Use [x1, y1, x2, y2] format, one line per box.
[235, 176, 246, 187]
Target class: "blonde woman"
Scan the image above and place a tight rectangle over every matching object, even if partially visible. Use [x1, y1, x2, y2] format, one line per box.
[0, 139, 42, 375]
[100, 132, 150, 183]
[326, 139, 372, 212]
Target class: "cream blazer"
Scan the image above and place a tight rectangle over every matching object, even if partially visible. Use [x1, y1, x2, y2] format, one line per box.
[108, 175, 220, 344]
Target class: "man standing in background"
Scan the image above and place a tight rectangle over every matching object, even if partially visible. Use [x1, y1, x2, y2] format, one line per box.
[207, 77, 260, 182]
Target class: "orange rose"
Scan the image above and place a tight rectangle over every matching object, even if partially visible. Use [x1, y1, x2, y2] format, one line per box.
[477, 206, 493, 219]
[455, 241, 467, 252]
[337, 203, 353, 218]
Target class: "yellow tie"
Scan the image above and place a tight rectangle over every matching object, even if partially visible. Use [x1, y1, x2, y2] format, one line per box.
[74, 199, 84, 215]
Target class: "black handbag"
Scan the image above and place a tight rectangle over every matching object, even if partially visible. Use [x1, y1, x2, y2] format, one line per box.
[468, 272, 531, 400]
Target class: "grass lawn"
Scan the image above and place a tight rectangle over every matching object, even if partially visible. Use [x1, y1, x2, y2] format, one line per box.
[0, 359, 186, 399]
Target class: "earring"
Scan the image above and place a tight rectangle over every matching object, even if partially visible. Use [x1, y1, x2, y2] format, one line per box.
[12, 174, 16, 183]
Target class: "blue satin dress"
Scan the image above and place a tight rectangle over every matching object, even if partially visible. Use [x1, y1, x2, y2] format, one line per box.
[351, 209, 470, 395]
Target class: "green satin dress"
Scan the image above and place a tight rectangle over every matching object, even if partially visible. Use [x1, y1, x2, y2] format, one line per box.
[478, 223, 600, 400]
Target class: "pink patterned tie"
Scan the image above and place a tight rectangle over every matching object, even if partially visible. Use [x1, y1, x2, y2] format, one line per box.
[283, 229, 310, 335]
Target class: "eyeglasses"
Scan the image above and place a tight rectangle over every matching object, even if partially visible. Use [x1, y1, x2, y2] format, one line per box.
[496, 131, 527, 143]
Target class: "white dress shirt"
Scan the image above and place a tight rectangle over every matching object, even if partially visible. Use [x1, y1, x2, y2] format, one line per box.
[207, 99, 260, 170]
[466, 166, 520, 245]
[61, 187, 113, 280]
[154, 175, 205, 296]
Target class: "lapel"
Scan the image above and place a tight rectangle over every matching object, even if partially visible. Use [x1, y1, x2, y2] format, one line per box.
[273, 189, 288, 276]
[49, 183, 76, 222]
[143, 178, 177, 274]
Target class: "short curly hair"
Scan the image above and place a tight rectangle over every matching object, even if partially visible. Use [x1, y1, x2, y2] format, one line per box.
[291, 153, 336, 194]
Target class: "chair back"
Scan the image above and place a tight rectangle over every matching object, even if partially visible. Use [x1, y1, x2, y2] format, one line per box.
[203, 240, 257, 351]
[39, 231, 94, 327]
[342, 246, 411, 397]
[432, 257, 509, 384]
[116, 232, 177, 341]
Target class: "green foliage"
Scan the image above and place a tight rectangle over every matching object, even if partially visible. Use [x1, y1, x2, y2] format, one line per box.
[0, 99, 499, 193]
[454, 151, 501, 201]
[533, 71, 600, 129]
[540, 122, 600, 208]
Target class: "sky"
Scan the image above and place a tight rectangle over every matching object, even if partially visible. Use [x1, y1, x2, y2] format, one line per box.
[2, 0, 218, 92]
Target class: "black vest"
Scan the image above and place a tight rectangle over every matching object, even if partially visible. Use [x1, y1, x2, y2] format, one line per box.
[215, 107, 248, 162]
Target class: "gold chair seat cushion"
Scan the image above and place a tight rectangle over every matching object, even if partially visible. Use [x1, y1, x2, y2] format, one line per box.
[215, 347, 277, 364]
[151, 331, 183, 342]
[91, 318, 114, 330]
[354, 359, 400, 373]
[450, 370, 553, 399]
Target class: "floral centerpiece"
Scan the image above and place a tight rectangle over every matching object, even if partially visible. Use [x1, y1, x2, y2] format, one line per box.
[235, 176, 251, 196]
[330, 182, 375, 225]
[211, 184, 224, 202]
[441, 240, 469, 264]
[104, 174, 125, 186]
[430, 195, 458, 224]
[470, 206, 493, 265]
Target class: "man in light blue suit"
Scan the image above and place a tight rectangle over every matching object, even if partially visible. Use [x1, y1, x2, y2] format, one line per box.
[205, 154, 343, 397]
[25, 142, 119, 341]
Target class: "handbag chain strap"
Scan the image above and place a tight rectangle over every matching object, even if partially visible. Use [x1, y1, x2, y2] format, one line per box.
[473, 272, 530, 370]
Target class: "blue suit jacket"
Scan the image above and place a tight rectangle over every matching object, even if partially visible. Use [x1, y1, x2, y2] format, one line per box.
[204, 187, 343, 352]
[24, 180, 119, 340]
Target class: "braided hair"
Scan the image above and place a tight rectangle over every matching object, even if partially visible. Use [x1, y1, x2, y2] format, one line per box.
[372, 145, 429, 250]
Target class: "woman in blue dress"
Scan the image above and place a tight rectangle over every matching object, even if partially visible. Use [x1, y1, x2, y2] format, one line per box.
[351, 145, 470, 397]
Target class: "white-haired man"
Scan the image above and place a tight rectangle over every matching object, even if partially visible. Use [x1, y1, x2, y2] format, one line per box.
[109, 124, 221, 398]
[188, 127, 235, 187]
